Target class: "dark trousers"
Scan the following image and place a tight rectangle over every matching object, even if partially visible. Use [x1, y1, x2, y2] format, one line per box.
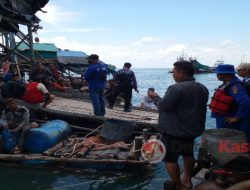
[109, 85, 132, 110]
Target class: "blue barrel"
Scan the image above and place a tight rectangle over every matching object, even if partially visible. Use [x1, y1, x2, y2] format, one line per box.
[23, 120, 71, 153]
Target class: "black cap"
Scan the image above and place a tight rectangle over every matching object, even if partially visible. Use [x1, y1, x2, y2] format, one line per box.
[87, 54, 99, 60]
[124, 62, 132, 67]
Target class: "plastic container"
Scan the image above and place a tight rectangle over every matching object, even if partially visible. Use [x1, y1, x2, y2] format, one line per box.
[23, 120, 70, 153]
[202, 128, 247, 165]
[100, 119, 136, 141]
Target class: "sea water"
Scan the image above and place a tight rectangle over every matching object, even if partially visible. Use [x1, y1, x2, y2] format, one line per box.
[0, 68, 222, 190]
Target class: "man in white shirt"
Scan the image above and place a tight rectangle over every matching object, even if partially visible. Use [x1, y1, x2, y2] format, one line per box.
[141, 88, 156, 109]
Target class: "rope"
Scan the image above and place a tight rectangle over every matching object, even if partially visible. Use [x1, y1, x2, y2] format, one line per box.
[64, 143, 77, 158]
[132, 140, 142, 153]
[54, 124, 136, 157]
[82, 124, 103, 140]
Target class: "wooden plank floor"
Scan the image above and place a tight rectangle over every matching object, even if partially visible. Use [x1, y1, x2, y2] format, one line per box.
[18, 96, 159, 127]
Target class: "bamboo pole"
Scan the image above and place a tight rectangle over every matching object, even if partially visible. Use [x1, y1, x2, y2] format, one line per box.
[42, 142, 64, 156]
[76, 145, 93, 158]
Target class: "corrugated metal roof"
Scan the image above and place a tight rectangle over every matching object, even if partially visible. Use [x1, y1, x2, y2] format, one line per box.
[57, 50, 88, 57]
[17, 42, 58, 52]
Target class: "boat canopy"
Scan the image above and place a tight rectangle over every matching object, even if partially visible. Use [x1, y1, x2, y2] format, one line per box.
[57, 50, 89, 65]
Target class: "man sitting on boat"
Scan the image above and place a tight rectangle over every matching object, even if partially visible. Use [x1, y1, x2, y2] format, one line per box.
[0, 98, 30, 153]
[22, 78, 54, 108]
[29, 62, 54, 82]
[48, 64, 71, 89]
[1, 73, 26, 100]
[2, 63, 18, 83]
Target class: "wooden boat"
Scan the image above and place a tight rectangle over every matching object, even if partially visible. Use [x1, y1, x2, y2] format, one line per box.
[15, 96, 159, 131]
[49, 87, 158, 113]
[0, 153, 150, 171]
[0, 119, 158, 171]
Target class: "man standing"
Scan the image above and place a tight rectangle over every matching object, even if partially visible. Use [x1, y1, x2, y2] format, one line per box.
[148, 60, 209, 190]
[84, 54, 108, 116]
[108, 62, 139, 112]
[210, 64, 250, 142]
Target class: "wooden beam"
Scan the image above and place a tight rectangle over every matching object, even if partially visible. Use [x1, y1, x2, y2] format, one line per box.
[0, 153, 149, 165]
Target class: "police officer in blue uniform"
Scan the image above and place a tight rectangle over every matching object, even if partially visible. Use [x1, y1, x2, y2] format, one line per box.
[84, 54, 108, 116]
[211, 64, 250, 142]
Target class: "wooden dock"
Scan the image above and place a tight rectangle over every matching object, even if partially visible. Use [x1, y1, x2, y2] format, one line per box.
[17, 96, 159, 129]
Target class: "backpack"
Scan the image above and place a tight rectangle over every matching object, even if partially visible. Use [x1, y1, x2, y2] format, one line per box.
[97, 64, 108, 81]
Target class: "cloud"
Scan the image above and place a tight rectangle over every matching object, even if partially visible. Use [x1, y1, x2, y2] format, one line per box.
[219, 40, 233, 46]
[133, 37, 161, 46]
[166, 44, 187, 52]
[36, 5, 78, 26]
[38, 35, 250, 68]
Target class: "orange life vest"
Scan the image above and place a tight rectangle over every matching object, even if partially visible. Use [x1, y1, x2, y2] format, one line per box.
[23, 82, 44, 103]
[209, 86, 234, 116]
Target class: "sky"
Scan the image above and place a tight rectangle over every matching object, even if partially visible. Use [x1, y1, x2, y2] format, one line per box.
[27, 0, 250, 68]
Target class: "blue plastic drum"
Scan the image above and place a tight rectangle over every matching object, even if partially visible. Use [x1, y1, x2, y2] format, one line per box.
[23, 120, 70, 153]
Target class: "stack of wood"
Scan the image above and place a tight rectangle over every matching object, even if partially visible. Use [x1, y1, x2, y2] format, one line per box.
[42, 134, 131, 160]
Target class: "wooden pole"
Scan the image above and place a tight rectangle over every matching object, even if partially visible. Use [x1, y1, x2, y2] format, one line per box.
[134, 136, 143, 160]
[27, 25, 36, 71]
[42, 142, 64, 156]
[0, 153, 149, 165]
[0, 43, 31, 62]
[143, 129, 148, 142]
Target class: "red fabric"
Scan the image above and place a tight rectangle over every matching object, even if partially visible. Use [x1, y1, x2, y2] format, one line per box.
[209, 89, 234, 115]
[51, 82, 66, 91]
[23, 82, 44, 103]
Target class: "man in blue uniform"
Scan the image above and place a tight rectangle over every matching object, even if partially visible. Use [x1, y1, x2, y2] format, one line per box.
[210, 64, 250, 142]
[84, 54, 108, 116]
[108, 62, 139, 112]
